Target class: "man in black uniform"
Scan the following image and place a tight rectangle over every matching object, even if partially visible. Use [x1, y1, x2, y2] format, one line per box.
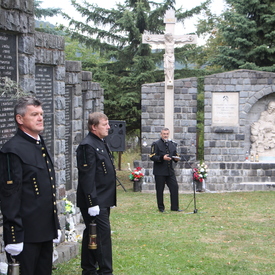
[149, 128, 182, 213]
[76, 112, 116, 275]
[0, 96, 61, 275]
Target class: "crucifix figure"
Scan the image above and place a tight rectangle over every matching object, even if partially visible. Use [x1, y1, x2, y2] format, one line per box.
[142, 9, 198, 138]
[143, 32, 196, 88]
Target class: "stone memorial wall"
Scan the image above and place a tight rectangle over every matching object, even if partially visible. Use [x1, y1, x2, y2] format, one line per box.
[0, 0, 104, 264]
[35, 65, 54, 151]
[204, 69, 275, 191]
[0, 33, 17, 81]
[139, 70, 275, 194]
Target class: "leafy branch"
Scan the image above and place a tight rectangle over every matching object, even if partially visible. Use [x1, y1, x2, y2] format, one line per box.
[0, 77, 30, 99]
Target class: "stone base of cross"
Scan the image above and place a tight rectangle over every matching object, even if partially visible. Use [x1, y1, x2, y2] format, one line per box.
[142, 9, 198, 138]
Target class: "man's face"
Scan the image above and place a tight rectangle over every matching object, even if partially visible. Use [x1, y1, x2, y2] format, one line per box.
[93, 118, 110, 139]
[160, 130, 170, 141]
[16, 105, 44, 137]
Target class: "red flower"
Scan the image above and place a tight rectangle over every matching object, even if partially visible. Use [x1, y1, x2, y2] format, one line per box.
[129, 167, 144, 181]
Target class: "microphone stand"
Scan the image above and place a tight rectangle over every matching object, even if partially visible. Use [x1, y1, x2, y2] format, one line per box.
[172, 139, 206, 214]
[180, 154, 199, 214]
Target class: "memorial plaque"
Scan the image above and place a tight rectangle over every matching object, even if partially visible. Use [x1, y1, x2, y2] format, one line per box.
[212, 92, 239, 126]
[0, 97, 17, 227]
[35, 66, 54, 154]
[0, 33, 18, 149]
[65, 86, 72, 189]
[0, 33, 17, 81]
[0, 98, 16, 147]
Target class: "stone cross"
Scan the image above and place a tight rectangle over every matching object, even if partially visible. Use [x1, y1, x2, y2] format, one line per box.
[142, 9, 198, 138]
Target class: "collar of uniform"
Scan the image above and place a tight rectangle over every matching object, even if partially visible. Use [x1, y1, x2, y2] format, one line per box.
[88, 131, 104, 142]
[17, 128, 42, 145]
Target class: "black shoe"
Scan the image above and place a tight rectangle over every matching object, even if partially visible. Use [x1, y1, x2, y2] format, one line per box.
[159, 209, 165, 213]
[171, 209, 183, 212]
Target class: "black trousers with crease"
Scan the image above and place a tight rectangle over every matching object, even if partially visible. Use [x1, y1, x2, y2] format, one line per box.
[154, 174, 179, 211]
[80, 207, 113, 275]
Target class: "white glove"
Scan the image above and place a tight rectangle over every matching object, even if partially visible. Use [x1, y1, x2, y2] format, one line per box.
[53, 229, 62, 244]
[88, 205, 100, 216]
[5, 243, 24, 256]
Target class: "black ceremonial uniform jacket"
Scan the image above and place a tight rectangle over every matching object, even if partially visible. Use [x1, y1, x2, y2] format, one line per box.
[149, 138, 179, 176]
[76, 132, 117, 209]
[0, 129, 60, 245]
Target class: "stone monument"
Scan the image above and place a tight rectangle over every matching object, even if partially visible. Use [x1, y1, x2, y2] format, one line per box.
[250, 101, 275, 161]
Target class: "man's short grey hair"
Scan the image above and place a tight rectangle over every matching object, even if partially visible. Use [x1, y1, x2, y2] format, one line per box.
[14, 96, 42, 123]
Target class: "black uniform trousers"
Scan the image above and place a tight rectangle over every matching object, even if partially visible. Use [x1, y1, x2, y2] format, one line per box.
[9, 241, 53, 275]
[80, 207, 113, 275]
[154, 174, 179, 211]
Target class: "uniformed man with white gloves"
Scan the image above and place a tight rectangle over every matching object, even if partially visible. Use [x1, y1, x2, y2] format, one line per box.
[76, 112, 116, 275]
[0, 97, 61, 275]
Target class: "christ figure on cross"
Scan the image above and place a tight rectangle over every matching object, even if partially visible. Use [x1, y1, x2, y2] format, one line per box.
[142, 9, 198, 138]
[143, 32, 197, 88]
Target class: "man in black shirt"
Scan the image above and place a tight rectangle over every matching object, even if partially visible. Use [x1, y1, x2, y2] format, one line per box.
[149, 128, 182, 212]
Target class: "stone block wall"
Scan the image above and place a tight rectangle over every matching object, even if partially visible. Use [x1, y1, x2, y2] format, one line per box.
[138, 78, 198, 192]
[35, 31, 66, 200]
[139, 70, 275, 193]
[0, 0, 105, 263]
[0, 0, 34, 34]
[204, 69, 275, 188]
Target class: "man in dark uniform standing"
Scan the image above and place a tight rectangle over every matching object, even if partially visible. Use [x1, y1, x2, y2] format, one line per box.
[0, 96, 61, 275]
[76, 112, 116, 275]
[149, 128, 182, 213]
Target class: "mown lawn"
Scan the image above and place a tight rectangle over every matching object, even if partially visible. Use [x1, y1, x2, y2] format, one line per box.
[53, 183, 275, 274]
[53, 150, 275, 274]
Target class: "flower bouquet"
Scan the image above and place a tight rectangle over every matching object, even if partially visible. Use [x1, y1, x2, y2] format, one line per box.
[193, 162, 208, 182]
[129, 166, 144, 182]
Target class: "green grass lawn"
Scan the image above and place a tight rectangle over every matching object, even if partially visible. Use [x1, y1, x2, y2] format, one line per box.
[53, 151, 275, 274]
[53, 184, 275, 275]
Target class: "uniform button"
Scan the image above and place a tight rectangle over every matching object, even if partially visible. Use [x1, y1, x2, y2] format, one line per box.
[49, 169, 51, 172]
[54, 210, 56, 213]
[52, 185, 55, 188]
[43, 153, 46, 157]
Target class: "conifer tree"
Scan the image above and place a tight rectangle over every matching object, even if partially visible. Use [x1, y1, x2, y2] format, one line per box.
[34, 0, 61, 19]
[34, 0, 64, 34]
[63, 0, 210, 133]
[204, 0, 275, 71]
